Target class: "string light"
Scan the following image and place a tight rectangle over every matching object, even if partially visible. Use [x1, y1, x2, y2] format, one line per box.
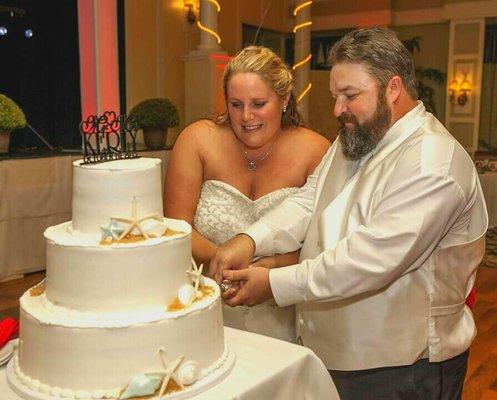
[197, 20, 221, 44]
[293, 53, 312, 70]
[293, 1, 313, 16]
[293, 1, 312, 18]
[197, 0, 221, 44]
[206, 0, 220, 12]
[293, 1, 313, 103]
[293, 21, 312, 34]
[297, 83, 312, 103]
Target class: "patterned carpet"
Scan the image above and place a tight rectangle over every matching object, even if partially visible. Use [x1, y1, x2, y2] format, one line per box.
[482, 226, 497, 269]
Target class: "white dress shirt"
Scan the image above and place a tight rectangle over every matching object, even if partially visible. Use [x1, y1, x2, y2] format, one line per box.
[244, 102, 488, 370]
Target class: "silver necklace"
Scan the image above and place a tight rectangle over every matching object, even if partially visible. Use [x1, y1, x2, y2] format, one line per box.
[240, 141, 275, 171]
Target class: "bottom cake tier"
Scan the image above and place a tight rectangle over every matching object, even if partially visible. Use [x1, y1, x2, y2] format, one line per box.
[8, 279, 233, 400]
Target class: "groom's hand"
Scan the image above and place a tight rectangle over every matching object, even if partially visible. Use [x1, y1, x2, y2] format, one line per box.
[222, 267, 273, 307]
[209, 234, 256, 284]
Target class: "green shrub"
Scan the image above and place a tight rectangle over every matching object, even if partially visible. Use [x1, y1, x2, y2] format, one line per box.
[0, 94, 27, 131]
[129, 98, 179, 131]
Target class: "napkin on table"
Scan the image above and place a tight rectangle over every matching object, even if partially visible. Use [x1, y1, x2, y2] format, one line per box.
[0, 317, 19, 349]
[465, 287, 477, 310]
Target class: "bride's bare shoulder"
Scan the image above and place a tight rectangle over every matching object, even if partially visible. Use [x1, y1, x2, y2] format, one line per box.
[175, 119, 226, 148]
[179, 119, 218, 137]
[285, 126, 331, 155]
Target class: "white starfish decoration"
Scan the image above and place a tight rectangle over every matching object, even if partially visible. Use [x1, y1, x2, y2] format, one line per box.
[186, 257, 204, 291]
[110, 197, 162, 240]
[147, 348, 185, 397]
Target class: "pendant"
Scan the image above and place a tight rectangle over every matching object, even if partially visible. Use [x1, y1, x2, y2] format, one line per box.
[247, 161, 256, 171]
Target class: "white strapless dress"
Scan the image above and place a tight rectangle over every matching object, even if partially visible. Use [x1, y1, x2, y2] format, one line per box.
[194, 180, 299, 342]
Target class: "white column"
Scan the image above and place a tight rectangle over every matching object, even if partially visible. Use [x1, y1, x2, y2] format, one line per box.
[155, 0, 165, 97]
[294, 0, 311, 122]
[184, 0, 227, 124]
[77, 0, 119, 118]
[198, 0, 220, 52]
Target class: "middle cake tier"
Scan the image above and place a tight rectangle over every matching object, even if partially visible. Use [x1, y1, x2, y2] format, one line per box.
[44, 218, 191, 312]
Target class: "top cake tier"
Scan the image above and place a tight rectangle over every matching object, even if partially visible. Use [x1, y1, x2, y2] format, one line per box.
[72, 158, 164, 235]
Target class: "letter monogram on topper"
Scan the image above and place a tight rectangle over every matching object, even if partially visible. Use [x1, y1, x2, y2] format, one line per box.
[80, 111, 139, 164]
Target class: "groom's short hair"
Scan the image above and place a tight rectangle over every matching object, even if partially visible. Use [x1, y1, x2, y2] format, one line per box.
[328, 27, 418, 100]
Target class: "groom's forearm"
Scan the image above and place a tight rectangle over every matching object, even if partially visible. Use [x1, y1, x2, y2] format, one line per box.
[272, 250, 300, 268]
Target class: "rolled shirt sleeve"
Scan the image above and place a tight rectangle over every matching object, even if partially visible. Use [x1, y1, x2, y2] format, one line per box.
[269, 173, 468, 307]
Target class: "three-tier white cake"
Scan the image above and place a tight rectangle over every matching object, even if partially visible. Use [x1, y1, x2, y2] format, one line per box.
[7, 158, 234, 400]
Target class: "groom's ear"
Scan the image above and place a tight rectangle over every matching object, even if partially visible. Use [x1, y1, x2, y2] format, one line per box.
[386, 76, 402, 104]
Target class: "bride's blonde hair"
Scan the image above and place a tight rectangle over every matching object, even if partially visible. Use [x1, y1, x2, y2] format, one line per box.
[213, 46, 302, 129]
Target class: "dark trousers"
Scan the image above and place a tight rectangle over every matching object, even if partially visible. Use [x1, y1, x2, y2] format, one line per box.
[329, 350, 469, 400]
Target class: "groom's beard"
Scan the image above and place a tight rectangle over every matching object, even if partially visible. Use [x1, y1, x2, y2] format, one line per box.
[337, 92, 392, 160]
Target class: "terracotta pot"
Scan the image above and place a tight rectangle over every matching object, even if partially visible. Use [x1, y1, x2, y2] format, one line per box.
[0, 130, 11, 153]
[143, 128, 167, 150]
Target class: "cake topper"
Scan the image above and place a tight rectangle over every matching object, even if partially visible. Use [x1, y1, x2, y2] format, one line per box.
[79, 111, 139, 164]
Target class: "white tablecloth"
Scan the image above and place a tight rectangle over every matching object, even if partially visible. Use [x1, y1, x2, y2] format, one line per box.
[479, 172, 497, 227]
[0, 327, 339, 400]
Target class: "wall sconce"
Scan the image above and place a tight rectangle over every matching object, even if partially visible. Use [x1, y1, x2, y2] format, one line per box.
[184, 0, 196, 24]
[448, 78, 459, 104]
[458, 73, 472, 106]
[448, 72, 472, 106]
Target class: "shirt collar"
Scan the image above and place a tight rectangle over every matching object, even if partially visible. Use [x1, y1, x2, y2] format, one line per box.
[358, 101, 426, 166]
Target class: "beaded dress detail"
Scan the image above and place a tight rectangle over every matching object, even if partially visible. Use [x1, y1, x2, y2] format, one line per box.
[194, 180, 299, 342]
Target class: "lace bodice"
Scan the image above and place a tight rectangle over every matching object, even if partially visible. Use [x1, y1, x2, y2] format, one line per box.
[194, 180, 300, 245]
[194, 179, 298, 342]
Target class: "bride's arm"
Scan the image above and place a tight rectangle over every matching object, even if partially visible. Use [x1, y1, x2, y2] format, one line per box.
[163, 121, 219, 266]
[190, 230, 218, 266]
[251, 251, 300, 269]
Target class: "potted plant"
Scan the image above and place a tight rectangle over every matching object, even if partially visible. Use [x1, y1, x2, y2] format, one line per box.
[0, 94, 27, 153]
[129, 98, 179, 149]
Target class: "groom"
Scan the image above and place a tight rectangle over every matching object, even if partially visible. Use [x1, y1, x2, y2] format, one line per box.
[210, 27, 488, 399]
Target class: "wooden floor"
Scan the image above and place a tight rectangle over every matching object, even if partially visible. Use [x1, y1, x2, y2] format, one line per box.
[1, 267, 497, 399]
[463, 266, 497, 400]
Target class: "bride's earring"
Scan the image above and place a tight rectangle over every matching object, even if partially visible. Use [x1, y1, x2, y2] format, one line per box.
[282, 106, 287, 113]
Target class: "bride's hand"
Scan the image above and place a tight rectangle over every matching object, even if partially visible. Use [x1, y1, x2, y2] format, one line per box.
[209, 234, 255, 284]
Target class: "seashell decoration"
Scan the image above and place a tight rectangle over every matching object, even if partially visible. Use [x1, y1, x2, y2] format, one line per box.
[176, 360, 200, 386]
[119, 374, 162, 399]
[178, 284, 197, 307]
[141, 218, 167, 237]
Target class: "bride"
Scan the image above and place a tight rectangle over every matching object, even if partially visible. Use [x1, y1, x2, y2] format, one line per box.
[164, 46, 330, 342]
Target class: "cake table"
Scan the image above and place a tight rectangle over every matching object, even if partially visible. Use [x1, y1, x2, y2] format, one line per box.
[0, 328, 339, 400]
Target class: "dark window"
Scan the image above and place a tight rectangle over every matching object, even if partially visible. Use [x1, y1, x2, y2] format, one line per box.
[0, 0, 81, 153]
